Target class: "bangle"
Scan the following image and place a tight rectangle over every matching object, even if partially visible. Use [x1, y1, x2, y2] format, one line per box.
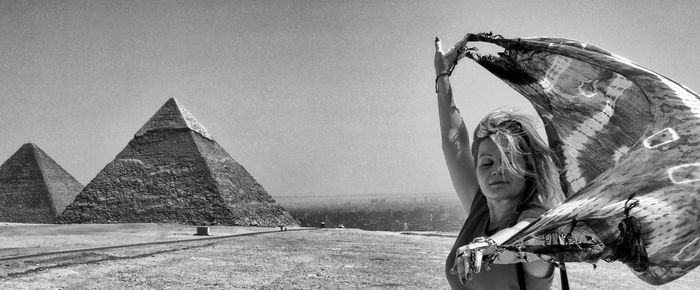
[436, 71, 451, 79]
[435, 71, 451, 93]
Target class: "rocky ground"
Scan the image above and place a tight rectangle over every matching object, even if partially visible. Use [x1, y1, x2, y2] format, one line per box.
[0, 223, 697, 289]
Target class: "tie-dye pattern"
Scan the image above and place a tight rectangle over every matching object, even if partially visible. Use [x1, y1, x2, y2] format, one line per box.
[464, 33, 700, 285]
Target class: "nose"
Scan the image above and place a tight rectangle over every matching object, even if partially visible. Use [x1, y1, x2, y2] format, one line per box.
[491, 166, 503, 176]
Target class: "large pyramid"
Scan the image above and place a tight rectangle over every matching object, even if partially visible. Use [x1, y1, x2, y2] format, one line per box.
[60, 98, 297, 226]
[0, 143, 84, 223]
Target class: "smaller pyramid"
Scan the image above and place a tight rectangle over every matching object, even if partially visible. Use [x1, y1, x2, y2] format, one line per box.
[0, 143, 84, 223]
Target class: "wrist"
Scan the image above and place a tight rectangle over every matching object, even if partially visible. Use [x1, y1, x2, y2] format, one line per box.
[436, 71, 451, 78]
[435, 71, 451, 93]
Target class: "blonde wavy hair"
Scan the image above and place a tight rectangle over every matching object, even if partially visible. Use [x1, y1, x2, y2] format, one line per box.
[471, 109, 564, 210]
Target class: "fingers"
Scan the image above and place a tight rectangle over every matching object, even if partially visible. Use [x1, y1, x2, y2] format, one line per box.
[439, 36, 472, 65]
[454, 34, 474, 60]
[463, 252, 471, 282]
[473, 249, 483, 273]
[456, 33, 472, 48]
[457, 255, 466, 284]
[450, 253, 460, 275]
[453, 246, 472, 285]
[453, 244, 491, 284]
[455, 46, 468, 60]
[452, 252, 467, 284]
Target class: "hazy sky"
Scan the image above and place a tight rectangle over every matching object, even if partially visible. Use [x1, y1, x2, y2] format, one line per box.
[1, 0, 699, 197]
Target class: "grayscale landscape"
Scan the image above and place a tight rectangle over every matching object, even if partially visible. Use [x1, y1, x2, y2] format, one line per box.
[2, 1, 699, 289]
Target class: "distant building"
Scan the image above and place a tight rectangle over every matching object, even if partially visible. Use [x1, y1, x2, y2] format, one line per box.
[60, 98, 297, 226]
[0, 143, 83, 223]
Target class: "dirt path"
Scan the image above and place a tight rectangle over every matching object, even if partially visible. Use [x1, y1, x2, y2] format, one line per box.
[0, 228, 314, 262]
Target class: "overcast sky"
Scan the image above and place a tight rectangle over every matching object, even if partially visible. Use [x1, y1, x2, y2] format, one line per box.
[1, 0, 699, 197]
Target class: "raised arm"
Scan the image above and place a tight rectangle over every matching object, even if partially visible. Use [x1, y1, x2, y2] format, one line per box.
[434, 36, 478, 214]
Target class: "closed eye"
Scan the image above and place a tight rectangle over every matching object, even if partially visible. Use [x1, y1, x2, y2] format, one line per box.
[480, 158, 494, 167]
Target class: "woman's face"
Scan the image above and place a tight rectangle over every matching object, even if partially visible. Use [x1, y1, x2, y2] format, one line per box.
[476, 138, 528, 202]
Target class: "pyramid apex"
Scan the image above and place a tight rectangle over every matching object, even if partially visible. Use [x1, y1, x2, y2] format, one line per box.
[19, 142, 39, 152]
[135, 99, 213, 140]
[166, 97, 180, 104]
[15, 143, 54, 166]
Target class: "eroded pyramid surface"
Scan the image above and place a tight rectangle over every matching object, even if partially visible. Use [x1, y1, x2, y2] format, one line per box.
[60, 98, 297, 226]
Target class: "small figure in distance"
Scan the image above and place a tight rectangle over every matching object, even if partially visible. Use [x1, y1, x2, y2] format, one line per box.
[320, 221, 326, 228]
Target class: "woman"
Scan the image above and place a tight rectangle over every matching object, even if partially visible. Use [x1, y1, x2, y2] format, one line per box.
[434, 35, 563, 289]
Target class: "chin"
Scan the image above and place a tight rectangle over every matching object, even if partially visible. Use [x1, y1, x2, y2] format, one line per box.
[482, 189, 522, 201]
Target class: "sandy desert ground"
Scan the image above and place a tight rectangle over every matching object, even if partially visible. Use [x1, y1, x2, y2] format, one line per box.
[0, 223, 697, 289]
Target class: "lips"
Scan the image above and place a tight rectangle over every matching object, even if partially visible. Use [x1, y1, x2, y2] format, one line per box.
[489, 181, 509, 186]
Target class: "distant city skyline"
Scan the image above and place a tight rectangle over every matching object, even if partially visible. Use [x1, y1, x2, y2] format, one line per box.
[2, 0, 699, 197]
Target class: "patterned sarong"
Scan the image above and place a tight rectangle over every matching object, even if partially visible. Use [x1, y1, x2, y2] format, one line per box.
[464, 33, 700, 285]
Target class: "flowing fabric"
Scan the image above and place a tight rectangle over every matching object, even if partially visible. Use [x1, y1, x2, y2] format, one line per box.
[463, 33, 700, 285]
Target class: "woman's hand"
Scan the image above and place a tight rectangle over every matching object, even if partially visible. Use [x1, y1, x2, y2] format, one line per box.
[450, 237, 498, 284]
[434, 34, 472, 76]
